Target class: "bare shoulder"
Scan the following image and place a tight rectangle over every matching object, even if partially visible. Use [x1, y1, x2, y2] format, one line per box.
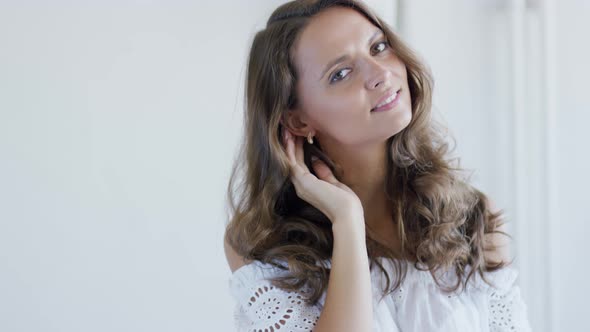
[483, 198, 512, 264]
[223, 235, 253, 273]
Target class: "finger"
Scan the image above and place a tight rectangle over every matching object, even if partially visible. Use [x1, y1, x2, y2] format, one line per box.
[285, 130, 298, 168]
[311, 158, 339, 185]
[295, 135, 305, 165]
[293, 135, 311, 174]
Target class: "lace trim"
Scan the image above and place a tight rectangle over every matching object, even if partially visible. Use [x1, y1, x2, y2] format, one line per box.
[239, 279, 321, 332]
[488, 284, 531, 331]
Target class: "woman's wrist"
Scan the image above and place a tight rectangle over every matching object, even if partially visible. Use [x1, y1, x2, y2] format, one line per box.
[332, 215, 366, 240]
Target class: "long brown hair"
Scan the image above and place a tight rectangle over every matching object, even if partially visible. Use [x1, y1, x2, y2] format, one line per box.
[224, 0, 510, 305]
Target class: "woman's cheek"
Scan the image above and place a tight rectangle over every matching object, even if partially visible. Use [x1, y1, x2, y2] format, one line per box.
[321, 96, 354, 115]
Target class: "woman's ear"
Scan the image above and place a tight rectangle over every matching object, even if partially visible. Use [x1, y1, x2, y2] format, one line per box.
[281, 109, 313, 137]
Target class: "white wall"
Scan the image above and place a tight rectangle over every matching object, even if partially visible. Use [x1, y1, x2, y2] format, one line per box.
[0, 1, 285, 331]
[1, 0, 587, 331]
[554, 1, 590, 330]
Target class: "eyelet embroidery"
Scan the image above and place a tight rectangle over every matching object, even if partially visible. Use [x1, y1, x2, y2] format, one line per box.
[245, 283, 320, 331]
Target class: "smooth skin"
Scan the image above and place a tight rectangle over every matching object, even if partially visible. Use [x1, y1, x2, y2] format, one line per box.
[282, 130, 364, 225]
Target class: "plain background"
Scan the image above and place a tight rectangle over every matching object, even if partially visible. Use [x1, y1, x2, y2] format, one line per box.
[1, 0, 588, 331]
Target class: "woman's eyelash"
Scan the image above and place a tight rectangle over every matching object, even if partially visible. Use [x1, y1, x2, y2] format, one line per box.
[329, 68, 352, 83]
[329, 40, 390, 83]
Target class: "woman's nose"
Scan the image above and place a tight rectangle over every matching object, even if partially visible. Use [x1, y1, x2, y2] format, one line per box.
[364, 60, 391, 90]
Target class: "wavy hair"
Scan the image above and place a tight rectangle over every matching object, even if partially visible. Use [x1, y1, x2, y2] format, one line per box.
[224, 0, 511, 305]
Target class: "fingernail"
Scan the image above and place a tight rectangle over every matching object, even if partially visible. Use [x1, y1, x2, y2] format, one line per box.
[311, 155, 319, 163]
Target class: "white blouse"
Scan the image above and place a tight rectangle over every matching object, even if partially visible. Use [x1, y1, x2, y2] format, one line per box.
[228, 257, 532, 331]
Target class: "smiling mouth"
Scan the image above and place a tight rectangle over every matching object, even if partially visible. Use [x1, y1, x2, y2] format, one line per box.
[370, 88, 401, 112]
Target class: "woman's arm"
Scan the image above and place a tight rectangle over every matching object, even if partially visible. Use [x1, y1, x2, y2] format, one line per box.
[313, 219, 373, 332]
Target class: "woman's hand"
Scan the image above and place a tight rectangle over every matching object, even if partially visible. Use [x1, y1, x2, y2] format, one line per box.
[282, 129, 365, 226]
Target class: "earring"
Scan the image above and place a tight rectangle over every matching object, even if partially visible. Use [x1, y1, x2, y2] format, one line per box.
[307, 132, 314, 144]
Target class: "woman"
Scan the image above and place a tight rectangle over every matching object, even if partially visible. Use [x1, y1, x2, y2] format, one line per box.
[224, 0, 531, 331]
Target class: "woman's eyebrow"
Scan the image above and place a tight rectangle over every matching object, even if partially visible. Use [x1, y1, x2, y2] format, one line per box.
[318, 29, 384, 81]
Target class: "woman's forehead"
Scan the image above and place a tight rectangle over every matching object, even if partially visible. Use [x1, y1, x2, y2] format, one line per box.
[292, 7, 382, 80]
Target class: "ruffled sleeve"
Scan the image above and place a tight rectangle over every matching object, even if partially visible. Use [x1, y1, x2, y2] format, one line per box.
[228, 260, 323, 332]
[484, 266, 532, 332]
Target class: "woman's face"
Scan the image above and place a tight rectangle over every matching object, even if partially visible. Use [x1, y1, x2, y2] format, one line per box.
[288, 7, 411, 147]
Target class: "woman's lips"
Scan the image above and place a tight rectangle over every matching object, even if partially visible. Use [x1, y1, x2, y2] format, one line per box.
[371, 89, 401, 113]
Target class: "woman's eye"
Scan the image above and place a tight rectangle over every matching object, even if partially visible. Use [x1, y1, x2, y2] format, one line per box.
[329, 68, 352, 83]
[372, 40, 389, 54]
[328, 40, 389, 84]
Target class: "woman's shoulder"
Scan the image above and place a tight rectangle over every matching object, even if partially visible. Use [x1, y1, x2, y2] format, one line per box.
[223, 237, 253, 273]
[224, 237, 291, 284]
[227, 258, 301, 304]
[230, 259, 290, 282]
